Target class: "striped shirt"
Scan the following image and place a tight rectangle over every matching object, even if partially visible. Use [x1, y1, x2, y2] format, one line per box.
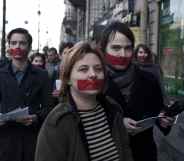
[79, 105, 120, 161]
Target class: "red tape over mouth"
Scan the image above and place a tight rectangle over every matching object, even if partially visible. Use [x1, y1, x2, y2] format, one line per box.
[105, 53, 132, 66]
[9, 48, 27, 57]
[77, 79, 104, 91]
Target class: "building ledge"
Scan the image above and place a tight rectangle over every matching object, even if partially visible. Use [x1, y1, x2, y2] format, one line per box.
[63, 16, 77, 26]
[68, 0, 85, 8]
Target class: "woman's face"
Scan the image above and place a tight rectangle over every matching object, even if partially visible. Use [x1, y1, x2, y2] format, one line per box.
[70, 53, 104, 97]
[137, 47, 148, 63]
[32, 56, 44, 68]
[105, 31, 133, 70]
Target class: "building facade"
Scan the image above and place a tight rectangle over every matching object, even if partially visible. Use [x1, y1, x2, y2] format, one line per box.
[60, 0, 184, 97]
[60, 0, 86, 43]
[158, 0, 184, 97]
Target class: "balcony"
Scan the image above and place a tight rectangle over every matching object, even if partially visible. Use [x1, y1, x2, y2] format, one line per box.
[63, 13, 77, 25]
[68, 0, 86, 8]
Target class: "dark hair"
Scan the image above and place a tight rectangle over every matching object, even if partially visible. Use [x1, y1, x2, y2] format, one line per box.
[48, 47, 57, 54]
[42, 46, 49, 54]
[134, 44, 153, 63]
[30, 53, 46, 67]
[59, 42, 74, 54]
[7, 28, 32, 48]
[100, 21, 135, 53]
[60, 41, 106, 97]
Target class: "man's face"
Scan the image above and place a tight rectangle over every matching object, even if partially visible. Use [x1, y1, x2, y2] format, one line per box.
[105, 32, 133, 70]
[8, 33, 30, 60]
[47, 51, 57, 63]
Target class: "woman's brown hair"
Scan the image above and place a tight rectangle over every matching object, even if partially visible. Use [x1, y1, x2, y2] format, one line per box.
[59, 41, 106, 99]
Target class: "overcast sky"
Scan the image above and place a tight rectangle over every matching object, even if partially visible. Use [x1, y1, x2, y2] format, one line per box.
[0, 0, 65, 51]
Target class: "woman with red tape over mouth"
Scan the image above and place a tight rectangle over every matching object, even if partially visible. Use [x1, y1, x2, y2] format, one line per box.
[35, 41, 133, 161]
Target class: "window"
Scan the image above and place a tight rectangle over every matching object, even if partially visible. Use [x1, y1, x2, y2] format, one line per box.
[159, 0, 184, 96]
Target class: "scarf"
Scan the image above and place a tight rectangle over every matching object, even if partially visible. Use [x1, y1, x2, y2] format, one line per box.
[107, 63, 136, 103]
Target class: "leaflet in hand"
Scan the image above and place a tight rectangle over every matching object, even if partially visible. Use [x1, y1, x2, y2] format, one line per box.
[132, 116, 164, 135]
[0, 107, 29, 122]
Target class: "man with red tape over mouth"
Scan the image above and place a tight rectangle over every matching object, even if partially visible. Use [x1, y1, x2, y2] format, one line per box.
[0, 28, 52, 161]
[8, 47, 27, 59]
[100, 21, 175, 161]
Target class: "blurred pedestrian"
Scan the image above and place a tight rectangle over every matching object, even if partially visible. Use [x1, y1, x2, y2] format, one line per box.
[134, 44, 168, 104]
[45, 47, 60, 81]
[45, 47, 60, 106]
[42, 46, 49, 56]
[35, 41, 133, 161]
[0, 28, 52, 161]
[30, 52, 46, 69]
[100, 21, 174, 161]
[51, 42, 74, 99]
[58, 41, 74, 61]
[134, 43, 162, 81]
[134, 43, 153, 64]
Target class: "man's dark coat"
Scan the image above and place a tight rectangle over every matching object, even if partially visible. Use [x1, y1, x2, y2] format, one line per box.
[0, 62, 52, 161]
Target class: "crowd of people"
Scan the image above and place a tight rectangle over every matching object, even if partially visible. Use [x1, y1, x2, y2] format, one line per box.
[0, 21, 179, 161]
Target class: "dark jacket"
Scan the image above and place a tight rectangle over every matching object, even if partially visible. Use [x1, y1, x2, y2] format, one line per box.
[105, 65, 169, 161]
[35, 96, 134, 161]
[138, 63, 168, 104]
[0, 61, 52, 161]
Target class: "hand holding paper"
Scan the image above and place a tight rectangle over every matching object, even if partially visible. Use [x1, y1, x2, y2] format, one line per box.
[127, 116, 165, 135]
[16, 114, 37, 126]
[158, 112, 175, 128]
[0, 107, 34, 126]
[123, 117, 143, 135]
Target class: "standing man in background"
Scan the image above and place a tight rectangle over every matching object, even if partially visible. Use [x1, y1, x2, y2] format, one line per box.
[45, 47, 60, 85]
[46, 47, 60, 106]
[0, 28, 52, 161]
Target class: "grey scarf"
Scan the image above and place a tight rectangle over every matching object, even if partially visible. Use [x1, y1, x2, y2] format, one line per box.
[107, 63, 136, 103]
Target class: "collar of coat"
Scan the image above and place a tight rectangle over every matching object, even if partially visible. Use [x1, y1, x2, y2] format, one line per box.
[0, 60, 44, 75]
[47, 94, 124, 127]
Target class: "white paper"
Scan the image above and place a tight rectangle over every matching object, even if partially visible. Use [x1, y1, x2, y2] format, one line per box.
[55, 80, 62, 90]
[136, 116, 160, 127]
[0, 107, 29, 122]
[132, 116, 164, 135]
